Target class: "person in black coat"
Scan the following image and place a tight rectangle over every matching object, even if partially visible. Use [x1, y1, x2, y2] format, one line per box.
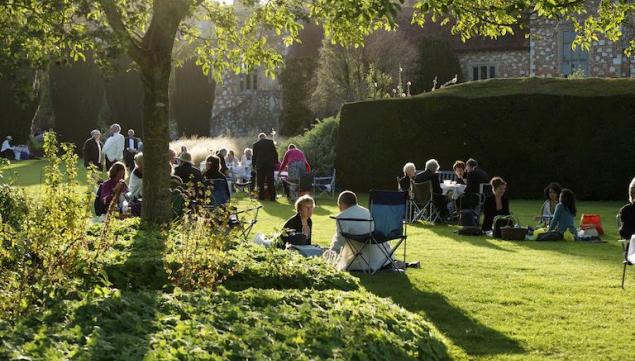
[414, 159, 448, 219]
[203, 154, 226, 181]
[252, 133, 278, 201]
[173, 152, 203, 184]
[281, 195, 314, 246]
[124, 129, 141, 170]
[399, 162, 416, 192]
[82, 130, 102, 169]
[464, 158, 490, 194]
[619, 178, 635, 240]
[482, 177, 510, 232]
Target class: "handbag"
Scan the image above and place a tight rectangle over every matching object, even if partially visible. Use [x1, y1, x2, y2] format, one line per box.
[501, 226, 528, 241]
[458, 226, 483, 236]
[492, 215, 518, 238]
[580, 214, 604, 235]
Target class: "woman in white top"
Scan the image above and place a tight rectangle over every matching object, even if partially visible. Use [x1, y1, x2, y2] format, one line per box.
[240, 148, 253, 182]
[536, 182, 562, 225]
[224, 149, 240, 181]
[127, 153, 144, 200]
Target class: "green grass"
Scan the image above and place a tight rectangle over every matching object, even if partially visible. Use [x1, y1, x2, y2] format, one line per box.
[5, 159, 635, 360]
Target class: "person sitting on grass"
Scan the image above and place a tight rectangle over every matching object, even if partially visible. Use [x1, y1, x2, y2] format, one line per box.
[619, 177, 635, 240]
[481, 177, 510, 234]
[281, 195, 315, 246]
[546, 188, 577, 240]
[399, 162, 416, 192]
[95, 162, 128, 216]
[535, 182, 562, 226]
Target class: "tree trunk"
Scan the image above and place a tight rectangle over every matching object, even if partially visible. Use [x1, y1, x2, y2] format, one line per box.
[133, 0, 189, 224]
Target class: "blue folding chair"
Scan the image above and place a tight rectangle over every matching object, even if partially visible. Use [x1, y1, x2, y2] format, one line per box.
[332, 190, 408, 274]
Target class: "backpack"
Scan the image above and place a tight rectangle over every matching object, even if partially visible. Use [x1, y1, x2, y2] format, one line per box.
[460, 209, 478, 227]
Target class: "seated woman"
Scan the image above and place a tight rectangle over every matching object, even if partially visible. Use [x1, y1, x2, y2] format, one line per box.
[453, 160, 466, 185]
[481, 177, 510, 233]
[399, 162, 416, 192]
[619, 177, 635, 240]
[203, 154, 226, 180]
[126, 152, 143, 216]
[547, 188, 577, 239]
[95, 162, 128, 216]
[535, 182, 562, 225]
[282, 195, 315, 246]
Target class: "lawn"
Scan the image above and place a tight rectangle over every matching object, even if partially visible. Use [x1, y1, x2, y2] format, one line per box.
[4, 160, 635, 361]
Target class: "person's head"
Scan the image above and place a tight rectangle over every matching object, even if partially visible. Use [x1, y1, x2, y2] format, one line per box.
[466, 158, 478, 172]
[425, 159, 440, 173]
[559, 188, 577, 216]
[218, 148, 227, 157]
[180, 145, 187, 153]
[403, 162, 416, 178]
[288, 144, 296, 150]
[337, 191, 358, 211]
[228, 150, 235, 158]
[110, 123, 121, 133]
[177, 152, 193, 166]
[295, 195, 315, 220]
[543, 182, 562, 202]
[490, 176, 507, 197]
[205, 154, 221, 172]
[258, 132, 267, 140]
[6, 136, 12, 141]
[133, 152, 143, 170]
[108, 162, 126, 181]
[244, 148, 252, 158]
[629, 177, 635, 203]
[128, 129, 135, 137]
[169, 149, 177, 163]
[453, 160, 465, 177]
[90, 129, 101, 141]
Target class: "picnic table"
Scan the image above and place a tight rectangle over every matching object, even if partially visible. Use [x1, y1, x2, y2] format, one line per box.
[440, 182, 466, 200]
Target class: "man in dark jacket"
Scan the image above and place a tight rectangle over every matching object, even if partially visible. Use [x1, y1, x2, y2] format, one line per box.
[464, 158, 490, 194]
[174, 152, 203, 185]
[82, 130, 102, 169]
[124, 129, 141, 170]
[252, 132, 278, 201]
[414, 159, 448, 219]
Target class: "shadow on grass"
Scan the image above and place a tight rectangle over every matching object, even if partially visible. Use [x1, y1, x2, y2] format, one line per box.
[358, 273, 525, 357]
[410, 222, 516, 253]
[76, 226, 167, 360]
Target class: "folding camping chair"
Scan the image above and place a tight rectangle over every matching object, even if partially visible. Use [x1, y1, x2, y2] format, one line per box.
[332, 190, 408, 274]
[313, 169, 336, 199]
[284, 170, 314, 201]
[412, 181, 441, 223]
[202, 179, 261, 241]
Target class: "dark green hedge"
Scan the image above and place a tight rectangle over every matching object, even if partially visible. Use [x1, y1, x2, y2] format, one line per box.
[336, 79, 635, 200]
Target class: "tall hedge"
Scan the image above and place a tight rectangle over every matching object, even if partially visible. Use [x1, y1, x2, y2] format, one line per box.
[336, 78, 635, 200]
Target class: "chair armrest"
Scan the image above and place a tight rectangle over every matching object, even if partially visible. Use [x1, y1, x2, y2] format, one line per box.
[235, 205, 263, 215]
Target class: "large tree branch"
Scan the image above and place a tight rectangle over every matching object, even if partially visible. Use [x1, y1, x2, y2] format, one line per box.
[99, 0, 144, 63]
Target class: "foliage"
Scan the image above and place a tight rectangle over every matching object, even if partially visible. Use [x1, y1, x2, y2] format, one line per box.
[0, 287, 449, 360]
[0, 133, 97, 319]
[221, 243, 360, 292]
[336, 77, 635, 199]
[410, 37, 461, 95]
[279, 57, 319, 136]
[281, 116, 339, 176]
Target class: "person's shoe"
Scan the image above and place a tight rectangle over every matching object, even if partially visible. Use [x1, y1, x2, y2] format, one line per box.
[407, 261, 421, 269]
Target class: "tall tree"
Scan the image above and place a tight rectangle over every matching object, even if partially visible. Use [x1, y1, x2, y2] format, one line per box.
[1, 0, 633, 223]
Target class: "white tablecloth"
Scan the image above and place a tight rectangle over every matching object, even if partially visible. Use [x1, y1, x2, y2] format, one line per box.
[440, 183, 466, 200]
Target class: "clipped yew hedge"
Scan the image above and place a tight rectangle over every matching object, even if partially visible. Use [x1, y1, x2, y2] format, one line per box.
[336, 78, 635, 200]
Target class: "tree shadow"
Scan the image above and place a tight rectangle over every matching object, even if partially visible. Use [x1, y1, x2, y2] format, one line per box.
[72, 226, 167, 360]
[358, 274, 525, 357]
[410, 222, 516, 253]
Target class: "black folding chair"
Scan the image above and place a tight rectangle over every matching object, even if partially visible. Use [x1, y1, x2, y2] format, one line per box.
[618, 215, 632, 289]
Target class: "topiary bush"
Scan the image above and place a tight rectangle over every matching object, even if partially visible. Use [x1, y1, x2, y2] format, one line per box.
[281, 116, 339, 176]
[0, 287, 450, 360]
[336, 78, 635, 200]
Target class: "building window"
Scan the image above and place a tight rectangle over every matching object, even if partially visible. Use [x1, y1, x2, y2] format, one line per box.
[240, 71, 258, 91]
[472, 64, 496, 81]
[561, 30, 588, 76]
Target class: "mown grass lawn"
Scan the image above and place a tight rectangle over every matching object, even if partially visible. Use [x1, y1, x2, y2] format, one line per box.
[5, 159, 635, 360]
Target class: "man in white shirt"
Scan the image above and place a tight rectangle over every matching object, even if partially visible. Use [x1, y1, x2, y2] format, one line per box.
[102, 123, 125, 170]
[331, 191, 391, 272]
[1, 136, 15, 160]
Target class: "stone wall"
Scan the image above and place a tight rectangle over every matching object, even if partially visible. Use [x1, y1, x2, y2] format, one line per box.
[457, 50, 529, 80]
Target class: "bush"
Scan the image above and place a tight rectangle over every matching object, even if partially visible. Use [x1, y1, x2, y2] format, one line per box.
[279, 57, 318, 136]
[0, 184, 27, 230]
[0, 287, 449, 360]
[281, 116, 339, 176]
[336, 78, 635, 200]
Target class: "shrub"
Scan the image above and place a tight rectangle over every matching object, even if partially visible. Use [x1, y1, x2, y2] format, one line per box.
[0, 185, 27, 231]
[336, 78, 635, 200]
[281, 116, 339, 176]
[279, 57, 318, 136]
[221, 243, 360, 292]
[169, 135, 254, 166]
[0, 287, 449, 360]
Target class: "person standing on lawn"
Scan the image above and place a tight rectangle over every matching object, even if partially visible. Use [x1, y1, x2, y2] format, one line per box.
[102, 123, 125, 170]
[82, 130, 103, 169]
[252, 132, 278, 201]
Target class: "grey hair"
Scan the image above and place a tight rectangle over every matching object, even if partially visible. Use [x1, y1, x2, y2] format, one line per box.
[111, 123, 121, 132]
[134, 152, 143, 165]
[90, 129, 101, 137]
[403, 162, 416, 175]
[425, 159, 440, 172]
[629, 177, 635, 203]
